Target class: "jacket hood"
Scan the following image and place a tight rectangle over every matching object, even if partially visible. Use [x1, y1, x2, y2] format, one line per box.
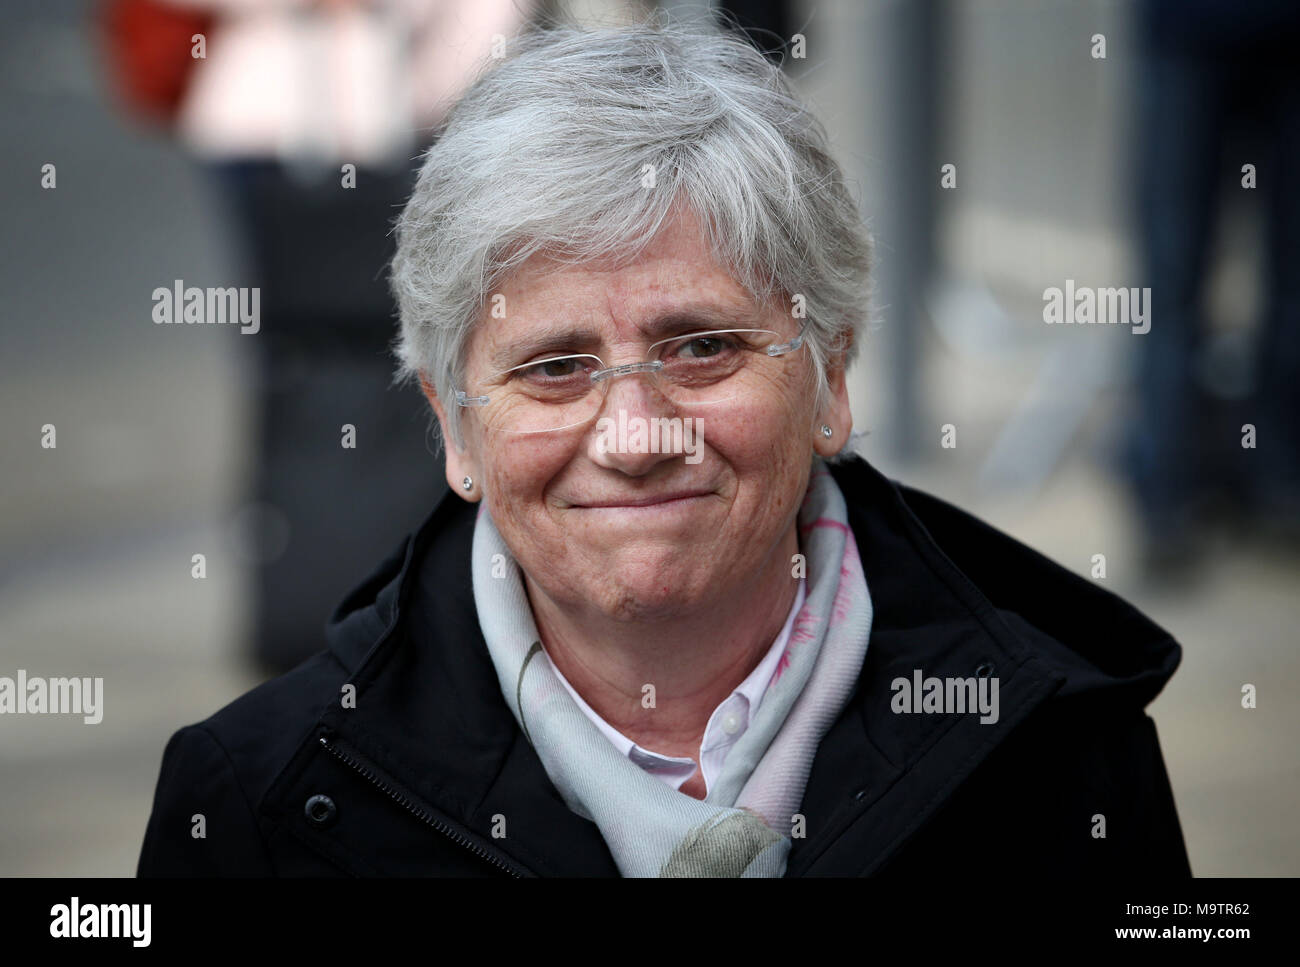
[884, 479, 1182, 708]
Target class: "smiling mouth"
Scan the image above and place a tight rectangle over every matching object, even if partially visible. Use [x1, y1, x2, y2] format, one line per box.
[574, 491, 713, 509]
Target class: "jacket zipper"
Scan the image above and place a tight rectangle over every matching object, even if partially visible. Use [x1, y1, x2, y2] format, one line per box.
[318, 732, 528, 878]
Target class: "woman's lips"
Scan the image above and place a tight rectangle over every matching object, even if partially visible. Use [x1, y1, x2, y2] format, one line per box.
[575, 491, 713, 509]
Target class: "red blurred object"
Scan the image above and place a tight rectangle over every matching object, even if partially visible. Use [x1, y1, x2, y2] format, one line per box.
[101, 0, 213, 125]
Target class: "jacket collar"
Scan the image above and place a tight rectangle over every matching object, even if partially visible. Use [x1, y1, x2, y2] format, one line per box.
[280, 454, 1178, 876]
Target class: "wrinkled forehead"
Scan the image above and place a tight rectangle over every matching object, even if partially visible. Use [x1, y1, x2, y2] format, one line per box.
[464, 226, 790, 372]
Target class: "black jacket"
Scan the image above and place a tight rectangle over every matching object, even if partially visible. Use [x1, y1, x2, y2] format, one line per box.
[138, 455, 1192, 877]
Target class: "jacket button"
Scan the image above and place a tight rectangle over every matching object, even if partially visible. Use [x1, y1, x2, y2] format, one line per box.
[976, 662, 995, 679]
[304, 794, 338, 828]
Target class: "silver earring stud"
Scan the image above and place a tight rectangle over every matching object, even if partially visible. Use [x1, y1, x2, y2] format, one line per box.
[462, 476, 474, 491]
[820, 425, 833, 438]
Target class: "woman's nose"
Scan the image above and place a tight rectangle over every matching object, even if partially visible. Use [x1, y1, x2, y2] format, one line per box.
[585, 373, 684, 473]
[598, 368, 676, 418]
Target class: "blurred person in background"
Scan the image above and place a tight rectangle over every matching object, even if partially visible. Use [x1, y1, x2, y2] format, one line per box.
[1125, 0, 1300, 578]
[102, 0, 540, 671]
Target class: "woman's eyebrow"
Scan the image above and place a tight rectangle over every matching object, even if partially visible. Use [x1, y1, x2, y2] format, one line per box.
[644, 307, 751, 338]
[487, 306, 754, 368]
[490, 329, 602, 368]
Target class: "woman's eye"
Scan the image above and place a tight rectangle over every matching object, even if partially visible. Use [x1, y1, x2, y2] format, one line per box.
[518, 357, 585, 381]
[541, 358, 579, 377]
[676, 336, 729, 358]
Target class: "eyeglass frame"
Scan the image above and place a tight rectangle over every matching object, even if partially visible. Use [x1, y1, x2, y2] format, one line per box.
[453, 326, 808, 413]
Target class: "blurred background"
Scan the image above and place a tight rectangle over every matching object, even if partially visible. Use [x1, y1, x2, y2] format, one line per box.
[2, 0, 1297, 876]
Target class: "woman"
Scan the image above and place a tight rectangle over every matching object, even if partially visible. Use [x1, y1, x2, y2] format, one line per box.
[139, 20, 1190, 877]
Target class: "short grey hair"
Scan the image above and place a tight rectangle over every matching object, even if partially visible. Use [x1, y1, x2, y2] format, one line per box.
[390, 17, 872, 452]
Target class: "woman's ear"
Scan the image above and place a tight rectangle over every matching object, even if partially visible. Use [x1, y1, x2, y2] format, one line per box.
[813, 347, 854, 459]
[419, 374, 481, 503]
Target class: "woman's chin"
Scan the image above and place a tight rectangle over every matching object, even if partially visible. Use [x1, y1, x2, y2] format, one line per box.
[585, 571, 713, 622]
